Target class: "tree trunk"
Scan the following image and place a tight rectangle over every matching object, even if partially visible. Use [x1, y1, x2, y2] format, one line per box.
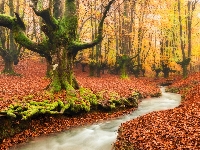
[0, 0, 20, 75]
[81, 63, 87, 72]
[0, 0, 115, 92]
[182, 64, 188, 78]
[96, 62, 101, 77]
[45, 57, 52, 77]
[120, 63, 128, 78]
[163, 70, 169, 78]
[2, 57, 14, 74]
[89, 62, 96, 76]
[49, 47, 79, 92]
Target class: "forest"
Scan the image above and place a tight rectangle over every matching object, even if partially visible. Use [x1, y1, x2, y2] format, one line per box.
[0, 0, 199, 149]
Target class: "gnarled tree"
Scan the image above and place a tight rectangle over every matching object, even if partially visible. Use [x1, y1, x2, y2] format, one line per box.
[0, 0, 115, 92]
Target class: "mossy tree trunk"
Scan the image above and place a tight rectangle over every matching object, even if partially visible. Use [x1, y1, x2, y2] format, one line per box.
[45, 55, 52, 77]
[0, 0, 20, 75]
[3, 56, 14, 74]
[50, 47, 79, 91]
[0, 0, 115, 91]
[0, 48, 19, 74]
[120, 62, 128, 78]
[0, 37, 20, 75]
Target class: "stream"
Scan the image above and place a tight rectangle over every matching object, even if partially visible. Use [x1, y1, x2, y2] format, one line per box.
[12, 87, 181, 150]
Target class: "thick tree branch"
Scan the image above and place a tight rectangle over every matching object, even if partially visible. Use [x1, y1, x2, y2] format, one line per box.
[0, 14, 51, 58]
[32, 7, 58, 30]
[0, 14, 15, 30]
[30, 0, 38, 8]
[14, 31, 52, 61]
[14, 12, 26, 30]
[71, 0, 115, 52]
[14, 31, 48, 54]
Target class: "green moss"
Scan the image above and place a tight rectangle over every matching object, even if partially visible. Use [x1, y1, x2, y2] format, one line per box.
[150, 92, 162, 97]
[2, 99, 71, 120]
[66, 82, 74, 91]
[0, 14, 15, 28]
[112, 99, 122, 105]
[66, 0, 76, 13]
[110, 91, 120, 100]
[67, 89, 76, 97]
[120, 74, 129, 79]
[131, 91, 140, 100]
[79, 88, 98, 105]
[120, 64, 129, 79]
[7, 109, 16, 118]
[55, 19, 68, 40]
[51, 15, 58, 26]
[70, 99, 90, 113]
[96, 90, 104, 100]
[2, 69, 16, 75]
[95, 90, 126, 110]
[14, 31, 33, 46]
[66, 17, 77, 30]
[165, 87, 179, 93]
[64, 88, 98, 113]
[110, 102, 116, 110]
[50, 76, 62, 92]
[1, 84, 139, 119]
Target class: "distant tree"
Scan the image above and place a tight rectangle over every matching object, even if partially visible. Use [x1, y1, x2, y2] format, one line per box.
[176, 0, 198, 78]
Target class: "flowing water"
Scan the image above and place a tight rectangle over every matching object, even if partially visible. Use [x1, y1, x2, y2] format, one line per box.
[12, 87, 181, 150]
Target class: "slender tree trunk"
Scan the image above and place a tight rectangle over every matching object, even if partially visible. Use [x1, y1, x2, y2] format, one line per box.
[182, 64, 188, 78]
[178, 0, 188, 78]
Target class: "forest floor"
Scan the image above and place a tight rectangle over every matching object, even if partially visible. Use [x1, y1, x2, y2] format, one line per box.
[114, 73, 200, 149]
[0, 58, 199, 149]
[0, 58, 162, 110]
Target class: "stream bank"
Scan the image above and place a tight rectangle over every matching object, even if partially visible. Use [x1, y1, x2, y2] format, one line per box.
[114, 85, 200, 149]
[0, 106, 137, 149]
[10, 87, 181, 150]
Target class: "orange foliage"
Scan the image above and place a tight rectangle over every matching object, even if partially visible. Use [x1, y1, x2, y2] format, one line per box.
[114, 73, 200, 150]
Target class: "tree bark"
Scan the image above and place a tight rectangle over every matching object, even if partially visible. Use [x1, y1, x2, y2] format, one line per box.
[0, 0, 115, 91]
[0, 0, 20, 74]
[3, 58, 14, 74]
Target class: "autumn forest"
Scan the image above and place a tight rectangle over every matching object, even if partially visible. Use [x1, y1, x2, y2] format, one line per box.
[0, 0, 199, 149]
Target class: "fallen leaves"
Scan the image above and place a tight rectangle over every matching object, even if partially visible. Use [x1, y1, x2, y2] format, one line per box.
[0, 58, 161, 149]
[167, 72, 200, 95]
[1, 58, 198, 149]
[75, 72, 161, 99]
[0, 107, 137, 150]
[0, 58, 49, 110]
[114, 74, 200, 150]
